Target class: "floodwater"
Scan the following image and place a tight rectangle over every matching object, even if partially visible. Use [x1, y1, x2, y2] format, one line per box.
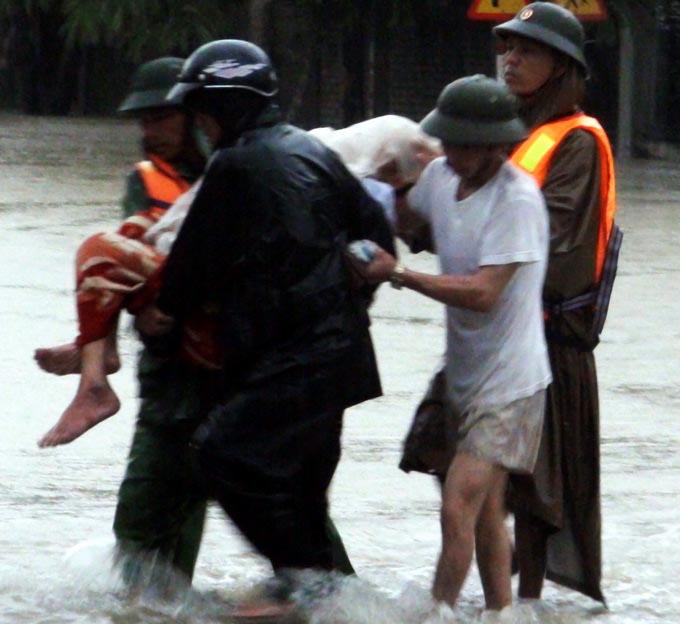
[1, 112, 679, 623]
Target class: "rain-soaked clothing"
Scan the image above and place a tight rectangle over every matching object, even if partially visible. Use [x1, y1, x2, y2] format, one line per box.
[113, 354, 209, 586]
[74, 231, 165, 347]
[157, 116, 394, 570]
[510, 113, 616, 287]
[120, 155, 192, 236]
[113, 351, 356, 582]
[114, 132, 368, 578]
[73, 181, 222, 369]
[121, 154, 192, 219]
[74, 156, 188, 348]
[509, 125, 612, 604]
[113, 155, 210, 584]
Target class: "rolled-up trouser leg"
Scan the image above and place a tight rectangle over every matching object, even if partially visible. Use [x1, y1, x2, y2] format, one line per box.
[75, 232, 165, 346]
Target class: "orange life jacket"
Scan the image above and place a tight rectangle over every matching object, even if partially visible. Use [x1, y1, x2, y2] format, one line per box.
[136, 154, 192, 213]
[511, 112, 622, 344]
[510, 112, 616, 283]
[120, 155, 192, 240]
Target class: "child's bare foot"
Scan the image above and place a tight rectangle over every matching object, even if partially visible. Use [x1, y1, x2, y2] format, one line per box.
[38, 381, 121, 447]
[34, 343, 82, 375]
[34, 343, 120, 376]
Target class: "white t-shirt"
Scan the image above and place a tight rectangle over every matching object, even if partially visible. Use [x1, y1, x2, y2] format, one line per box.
[410, 157, 551, 412]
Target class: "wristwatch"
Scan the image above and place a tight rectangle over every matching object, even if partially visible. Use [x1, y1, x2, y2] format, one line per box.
[390, 262, 406, 289]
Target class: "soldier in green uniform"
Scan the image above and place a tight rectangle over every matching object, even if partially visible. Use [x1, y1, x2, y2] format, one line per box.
[111, 56, 211, 593]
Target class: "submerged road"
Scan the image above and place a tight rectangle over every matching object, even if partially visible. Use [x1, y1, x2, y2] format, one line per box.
[0, 113, 678, 623]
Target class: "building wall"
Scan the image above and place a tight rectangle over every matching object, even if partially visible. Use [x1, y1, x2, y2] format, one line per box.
[318, 25, 344, 128]
[386, 6, 494, 123]
[258, 1, 676, 157]
[266, 2, 495, 131]
[0, 0, 677, 159]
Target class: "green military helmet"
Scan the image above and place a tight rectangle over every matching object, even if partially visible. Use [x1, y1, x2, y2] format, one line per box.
[118, 56, 185, 114]
[493, 2, 587, 73]
[420, 74, 527, 145]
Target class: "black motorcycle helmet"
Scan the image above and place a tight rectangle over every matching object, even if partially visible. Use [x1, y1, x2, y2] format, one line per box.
[169, 39, 278, 101]
[167, 40, 278, 145]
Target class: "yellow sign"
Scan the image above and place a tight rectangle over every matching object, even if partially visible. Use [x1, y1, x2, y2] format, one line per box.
[549, 1, 607, 20]
[467, 0, 526, 20]
[468, 0, 607, 22]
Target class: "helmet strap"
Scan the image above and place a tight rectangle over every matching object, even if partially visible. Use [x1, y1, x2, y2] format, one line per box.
[518, 63, 583, 129]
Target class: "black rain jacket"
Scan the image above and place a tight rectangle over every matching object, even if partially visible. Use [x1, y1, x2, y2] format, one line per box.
[157, 112, 395, 412]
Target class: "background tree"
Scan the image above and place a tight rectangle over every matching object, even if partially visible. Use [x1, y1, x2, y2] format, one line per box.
[0, 0, 453, 120]
[0, 0, 248, 113]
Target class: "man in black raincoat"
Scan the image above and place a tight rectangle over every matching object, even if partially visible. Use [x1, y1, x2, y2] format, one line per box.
[142, 39, 394, 575]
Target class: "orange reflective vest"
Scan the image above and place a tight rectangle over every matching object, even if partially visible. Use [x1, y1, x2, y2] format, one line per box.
[510, 112, 616, 283]
[136, 154, 192, 213]
[120, 155, 192, 240]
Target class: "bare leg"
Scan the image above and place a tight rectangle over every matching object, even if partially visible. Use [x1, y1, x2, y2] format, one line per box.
[38, 337, 121, 447]
[475, 470, 512, 610]
[432, 452, 497, 607]
[515, 510, 549, 599]
[35, 331, 120, 376]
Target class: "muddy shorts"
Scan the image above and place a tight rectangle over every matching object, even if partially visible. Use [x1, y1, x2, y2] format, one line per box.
[456, 389, 546, 473]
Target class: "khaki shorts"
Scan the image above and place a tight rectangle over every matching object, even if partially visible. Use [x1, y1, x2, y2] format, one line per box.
[456, 389, 546, 473]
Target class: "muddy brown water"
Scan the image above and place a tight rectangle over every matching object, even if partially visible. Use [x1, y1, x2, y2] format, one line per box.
[1, 113, 679, 623]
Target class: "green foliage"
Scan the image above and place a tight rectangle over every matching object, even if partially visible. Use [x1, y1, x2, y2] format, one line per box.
[62, 0, 245, 58]
[0, 0, 56, 15]
[0, 0, 247, 60]
[299, 0, 442, 29]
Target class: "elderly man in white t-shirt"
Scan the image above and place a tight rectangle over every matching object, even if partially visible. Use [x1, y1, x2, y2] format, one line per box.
[350, 75, 551, 617]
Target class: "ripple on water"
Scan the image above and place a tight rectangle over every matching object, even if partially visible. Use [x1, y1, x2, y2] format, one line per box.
[0, 542, 674, 623]
[2, 120, 679, 624]
[609, 383, 680, 403]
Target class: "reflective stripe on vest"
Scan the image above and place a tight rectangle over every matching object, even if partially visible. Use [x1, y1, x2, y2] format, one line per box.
[135, 155, 191, 213]
[510, 112, 617, 283]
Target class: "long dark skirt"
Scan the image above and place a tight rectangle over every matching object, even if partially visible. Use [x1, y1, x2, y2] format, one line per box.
[510, 341, 604, 604]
